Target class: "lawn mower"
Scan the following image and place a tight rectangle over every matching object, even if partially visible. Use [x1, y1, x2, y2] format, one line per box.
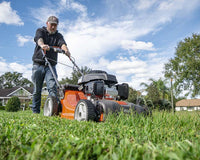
[42, 47, 150, 121]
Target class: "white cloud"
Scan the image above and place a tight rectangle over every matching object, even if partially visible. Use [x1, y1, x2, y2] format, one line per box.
[30, 0, 88, 26]
[0, 57, 32, 80]
[106, 54, 167, 89]
[64, 22, 129, 63]
[71, 2, 87, 17]
[16, 34, 33, 46]
[121, 40, 155, 52]
[60, 0, 68, 6]
[31, 7, 58, 26]
[62, 0, 200, 66]
[9, 63, 32, 79]
[147, 53, 157, 58]
[57, 54, 73, 80]
[0, 1, 24, 25]
[136, 0, 157, 10]
[107, 56, 146, 75]
[0, 58, 10, 74]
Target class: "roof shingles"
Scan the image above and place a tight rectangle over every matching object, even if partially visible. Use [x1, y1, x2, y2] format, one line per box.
[176, 99, 200, 107]
[0, 87, 33, 97]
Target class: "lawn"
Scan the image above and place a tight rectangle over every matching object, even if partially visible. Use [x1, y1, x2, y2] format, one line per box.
[0, 110, 199, 160]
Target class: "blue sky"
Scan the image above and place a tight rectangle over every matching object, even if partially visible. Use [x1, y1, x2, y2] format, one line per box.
[0, 0, 200, 91]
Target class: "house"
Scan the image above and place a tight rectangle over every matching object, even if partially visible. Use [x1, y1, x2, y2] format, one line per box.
[175, 99, 200, 111]
[0, 86, 52, 106]
[0, 86, 33, 106]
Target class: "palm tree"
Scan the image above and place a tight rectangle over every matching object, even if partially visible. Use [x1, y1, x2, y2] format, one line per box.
[156, 78, 170, 101]
[140, 79, 160, 104]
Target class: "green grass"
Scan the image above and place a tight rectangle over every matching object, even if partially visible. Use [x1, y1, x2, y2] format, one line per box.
[0, 110, 199, 160]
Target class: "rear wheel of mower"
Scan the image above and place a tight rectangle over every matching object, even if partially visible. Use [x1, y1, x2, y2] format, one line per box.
[43, 96, 58, 116]
[74, 100, 96, 121]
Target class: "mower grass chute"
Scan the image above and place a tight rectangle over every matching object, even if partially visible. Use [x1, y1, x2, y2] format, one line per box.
[42, 47, 151, 121]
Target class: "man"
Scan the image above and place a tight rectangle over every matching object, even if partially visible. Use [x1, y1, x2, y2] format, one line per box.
[32, 16, 70, 114]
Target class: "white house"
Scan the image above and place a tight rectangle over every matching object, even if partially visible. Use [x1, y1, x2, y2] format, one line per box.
[176, 99, 200, 111]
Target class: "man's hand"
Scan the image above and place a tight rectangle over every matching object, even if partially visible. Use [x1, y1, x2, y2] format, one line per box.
[64, 50, 71, 57]
[37, 38, 50, 51]
[40, 44, 50, 51]
[61, 44, 71, 57]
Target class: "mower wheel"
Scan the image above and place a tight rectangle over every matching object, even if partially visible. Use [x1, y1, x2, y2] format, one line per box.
[44, 96, 58, 116]
[74, 100, 96, 121]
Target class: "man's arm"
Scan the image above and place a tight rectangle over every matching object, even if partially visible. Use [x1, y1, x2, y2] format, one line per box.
[37, 38, 50, 50]
[61, 44, 71, 57]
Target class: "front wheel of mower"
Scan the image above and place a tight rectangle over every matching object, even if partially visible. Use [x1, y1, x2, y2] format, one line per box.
[44, 96, 58, 116]
[74, 100, 96, 121]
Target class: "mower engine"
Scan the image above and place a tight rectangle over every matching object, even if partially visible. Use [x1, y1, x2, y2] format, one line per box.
[104, 84, 118, 99]
[79, 70, 129, 101]
[86, 82, 130, 101]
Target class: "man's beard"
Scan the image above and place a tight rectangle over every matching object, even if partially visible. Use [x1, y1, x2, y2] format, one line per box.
[47, 28, 56, 34]
[48, 30, 56, 34]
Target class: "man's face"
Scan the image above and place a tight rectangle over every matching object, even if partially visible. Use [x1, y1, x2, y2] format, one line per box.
[46, 22, 57, 34]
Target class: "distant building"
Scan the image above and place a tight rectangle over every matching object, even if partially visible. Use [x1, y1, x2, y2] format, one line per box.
[0, 87, 33, 106]
[176, 99, 200, 111]
[0, 86, 49, 106]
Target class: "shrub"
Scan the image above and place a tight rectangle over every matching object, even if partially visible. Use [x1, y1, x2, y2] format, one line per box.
[5, 96, 21, 112]
[0, 106, 5, 110]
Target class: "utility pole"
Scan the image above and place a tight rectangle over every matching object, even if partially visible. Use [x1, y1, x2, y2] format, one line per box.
[171, 78, 174, 114]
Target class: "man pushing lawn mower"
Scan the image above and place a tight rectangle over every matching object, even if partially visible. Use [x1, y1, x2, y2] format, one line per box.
[31, 16, 70, 114]
[31, 16, 151, 120]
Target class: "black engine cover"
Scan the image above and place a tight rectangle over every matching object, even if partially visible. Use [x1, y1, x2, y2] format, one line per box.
[79, 70, 118, 85]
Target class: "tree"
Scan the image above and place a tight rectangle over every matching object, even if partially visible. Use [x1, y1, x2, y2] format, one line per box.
[140, 78, 170, 110]
[164, 33, 200, 97]
[156, 78, 169, 100]
[141, 78, 170, 101]
[146, 100, 154, 108]
[0, 72, 33, 89]
[146, 83, 160, 106]
[140, 79, 160, 104]
[59, 66, 91, 85]
[127, 87, 138, 104]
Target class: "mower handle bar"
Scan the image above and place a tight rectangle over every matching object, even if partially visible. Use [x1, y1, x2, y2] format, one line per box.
[49, 46, 83, 76]
[43, 46, 84, 76]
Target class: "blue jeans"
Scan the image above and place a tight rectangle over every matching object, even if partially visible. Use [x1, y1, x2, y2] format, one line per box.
[32, 64, 58, 113]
